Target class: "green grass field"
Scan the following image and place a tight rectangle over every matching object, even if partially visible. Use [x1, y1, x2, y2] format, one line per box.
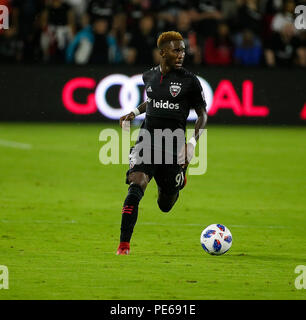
[0, 123, 305, 300]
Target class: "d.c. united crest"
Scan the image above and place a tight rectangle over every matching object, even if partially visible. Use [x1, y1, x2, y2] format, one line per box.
[169, 82, 181, 97]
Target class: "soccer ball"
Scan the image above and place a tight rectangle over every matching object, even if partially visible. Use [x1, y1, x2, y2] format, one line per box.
[200, 224, 232, 255]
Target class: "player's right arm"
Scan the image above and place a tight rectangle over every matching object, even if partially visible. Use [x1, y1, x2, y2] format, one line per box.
[119, 69, 152, 128]
[119, 100, 147, 128]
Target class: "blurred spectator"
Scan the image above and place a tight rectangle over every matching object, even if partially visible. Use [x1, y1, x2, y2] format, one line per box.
[296, 31, 306, 67]
[89, 18, 110, 64]
[175, 10, 201, 65]
[13, 0, 44, 62]
[108, 12, 127, 64]
[0, 0, 305, 68]
[65, 0, 87, 26]
[265, 23, 299, 67]
[152, 46, 161, 65]
[234, 0, 263, 36]
[40, 0, 76, 62]
[220, 0, 239, 21]
[66, 13, 94, 64]
[203, 21, 233, 65]
[270, 0, 296, 33]
[261, 0, 283, 43]
[234, 28, 262, 65]
[86, 0, 117, 25]
[264, 0, 283, 15]
[127, 15, 157, 65]
[189, 0, 224, 38]
[125, 0, 155, 33]
[66, 14, 124, 65]
[157, 0, 190, 32]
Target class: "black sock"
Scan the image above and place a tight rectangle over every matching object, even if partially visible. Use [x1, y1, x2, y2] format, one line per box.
[120, 183, 144, 242]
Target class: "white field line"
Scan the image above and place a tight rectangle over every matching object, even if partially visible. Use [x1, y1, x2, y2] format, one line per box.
[0, 219, 287, 229]
[139, 222, 287, 229]
[0, 139, 32, 150]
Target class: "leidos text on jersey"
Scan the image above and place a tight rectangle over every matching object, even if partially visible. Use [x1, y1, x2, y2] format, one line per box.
[152, 99, 179, 110]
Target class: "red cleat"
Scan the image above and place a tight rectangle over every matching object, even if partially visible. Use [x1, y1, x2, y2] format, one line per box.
[116, 242, 130, 255]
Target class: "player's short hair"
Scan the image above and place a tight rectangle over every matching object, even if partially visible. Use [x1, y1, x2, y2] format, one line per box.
[157, 31, 183, 49]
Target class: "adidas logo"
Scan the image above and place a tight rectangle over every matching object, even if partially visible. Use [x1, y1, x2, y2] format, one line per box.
[147, 86, 152, 92]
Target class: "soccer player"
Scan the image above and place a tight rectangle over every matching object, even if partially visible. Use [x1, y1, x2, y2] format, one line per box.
[116, 31, 207, 255]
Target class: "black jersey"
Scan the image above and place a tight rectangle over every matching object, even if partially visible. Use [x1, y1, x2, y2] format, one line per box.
[136, 65, 206, 161]
[143, 65, 206, 132]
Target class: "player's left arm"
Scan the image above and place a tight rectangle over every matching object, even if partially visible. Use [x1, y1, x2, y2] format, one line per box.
[180, 106, 207, 167]
[179, 73, 208, 167]
[192, 105, 208, 143]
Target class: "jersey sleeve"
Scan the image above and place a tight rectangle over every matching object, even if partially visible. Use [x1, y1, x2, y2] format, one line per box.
[142, 73, 147, 86]
[142, 69, 152, 86]
[188, 75, 207, 111]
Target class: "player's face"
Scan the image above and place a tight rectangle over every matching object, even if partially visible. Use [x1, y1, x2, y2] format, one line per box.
[163, 40, 185, 69]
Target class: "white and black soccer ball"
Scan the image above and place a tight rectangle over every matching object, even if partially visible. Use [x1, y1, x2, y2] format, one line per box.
[200, 224, 232, 255]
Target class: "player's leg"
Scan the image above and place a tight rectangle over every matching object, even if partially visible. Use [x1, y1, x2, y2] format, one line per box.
[154, 165, 186, 213]
[157, 187, 179, 213]
[120, 171, 149, 242]
[117, 171, 150, 255]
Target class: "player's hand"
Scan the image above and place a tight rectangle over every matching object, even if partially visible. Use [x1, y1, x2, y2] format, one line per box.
[119, 112, 135, 130]
[178, 142, 195, 168]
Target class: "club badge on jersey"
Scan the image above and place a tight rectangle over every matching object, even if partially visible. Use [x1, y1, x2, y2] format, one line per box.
[169, 82, 182, 97]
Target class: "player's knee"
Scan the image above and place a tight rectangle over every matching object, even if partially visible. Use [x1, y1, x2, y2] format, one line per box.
[128, 172, 149, 191]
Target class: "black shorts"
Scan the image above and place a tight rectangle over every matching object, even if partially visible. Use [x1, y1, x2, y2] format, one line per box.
[125, 147, 186, 194]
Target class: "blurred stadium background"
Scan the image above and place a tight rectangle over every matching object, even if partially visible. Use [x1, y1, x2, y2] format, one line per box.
[1, 0, 306, 67]
[0, 0, 305, 124]
[0, 0, 306, 300]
